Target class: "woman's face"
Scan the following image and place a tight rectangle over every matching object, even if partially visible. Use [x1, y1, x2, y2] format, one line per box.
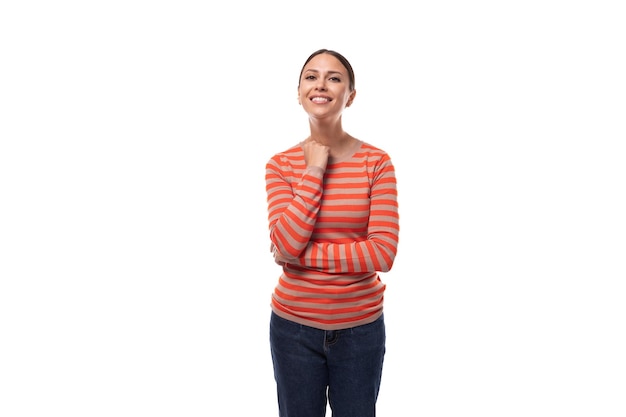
[297, 53, 356, 121]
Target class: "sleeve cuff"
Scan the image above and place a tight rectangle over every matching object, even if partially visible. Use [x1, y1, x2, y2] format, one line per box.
[303, 166, 324, 179]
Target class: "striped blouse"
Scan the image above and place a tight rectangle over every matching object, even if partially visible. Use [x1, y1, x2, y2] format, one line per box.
[265, 140, 400, 330]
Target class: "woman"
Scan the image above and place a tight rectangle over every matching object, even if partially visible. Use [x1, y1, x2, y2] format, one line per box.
[265, 49, 400, 417]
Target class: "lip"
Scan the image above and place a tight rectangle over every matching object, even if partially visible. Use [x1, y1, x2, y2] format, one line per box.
[309, 95, 332, 103]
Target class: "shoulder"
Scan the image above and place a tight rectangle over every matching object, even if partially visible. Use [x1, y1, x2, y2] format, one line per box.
[266, 143, 305, 170]
[356, 142, 394, 165]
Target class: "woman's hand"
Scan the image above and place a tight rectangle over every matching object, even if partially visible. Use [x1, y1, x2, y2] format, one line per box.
[303, 138, 330, 171]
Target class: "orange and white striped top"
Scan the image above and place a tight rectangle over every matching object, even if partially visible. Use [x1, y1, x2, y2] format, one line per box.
[265, 140, 400, 330]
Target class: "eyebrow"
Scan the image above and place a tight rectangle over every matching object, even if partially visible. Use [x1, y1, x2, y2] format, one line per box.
[303, 69, 345, 76]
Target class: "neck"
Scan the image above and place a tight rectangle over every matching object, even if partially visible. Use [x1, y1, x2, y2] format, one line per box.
[308, 119, 348, 145]
[307, 123, 357, 159]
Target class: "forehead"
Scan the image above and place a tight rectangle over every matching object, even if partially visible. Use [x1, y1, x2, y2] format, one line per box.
[302, 53, 346, 74]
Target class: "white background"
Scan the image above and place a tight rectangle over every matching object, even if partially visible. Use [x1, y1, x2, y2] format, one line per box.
[1, 1, 625, 416]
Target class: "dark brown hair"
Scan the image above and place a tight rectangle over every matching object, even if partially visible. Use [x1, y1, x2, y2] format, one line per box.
[298, 49, 355, 92]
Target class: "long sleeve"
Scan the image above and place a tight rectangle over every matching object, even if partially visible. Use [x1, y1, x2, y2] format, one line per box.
[266, 153, 325, 260]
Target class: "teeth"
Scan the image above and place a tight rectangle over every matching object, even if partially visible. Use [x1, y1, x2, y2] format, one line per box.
[311, 97, 329, 103]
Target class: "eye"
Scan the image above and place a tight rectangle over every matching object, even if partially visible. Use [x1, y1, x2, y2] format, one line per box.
[305, 75, 316, 80]
[329, 77, 341, 82]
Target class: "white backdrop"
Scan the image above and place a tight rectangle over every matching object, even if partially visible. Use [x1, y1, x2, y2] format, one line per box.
[1, 1, 625, 416]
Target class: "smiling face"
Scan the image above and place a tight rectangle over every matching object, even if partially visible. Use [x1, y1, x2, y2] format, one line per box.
[297, 53, 356, 122]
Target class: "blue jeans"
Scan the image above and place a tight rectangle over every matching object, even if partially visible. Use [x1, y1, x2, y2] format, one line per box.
[269, 312, 386, 417]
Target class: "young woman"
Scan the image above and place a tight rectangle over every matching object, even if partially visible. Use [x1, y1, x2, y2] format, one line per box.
[265, 49, 400, 417]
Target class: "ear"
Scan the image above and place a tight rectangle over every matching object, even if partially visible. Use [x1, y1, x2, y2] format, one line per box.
[346, 90, 357, 107]
[297, 87, 301, 105]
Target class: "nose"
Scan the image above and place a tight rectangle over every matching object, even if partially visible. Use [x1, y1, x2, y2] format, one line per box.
[315, 78, 327, 91]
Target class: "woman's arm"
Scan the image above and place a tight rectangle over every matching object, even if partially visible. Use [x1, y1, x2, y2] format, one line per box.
[266, 156, 325, 261]
[276, 157, 399, 273]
